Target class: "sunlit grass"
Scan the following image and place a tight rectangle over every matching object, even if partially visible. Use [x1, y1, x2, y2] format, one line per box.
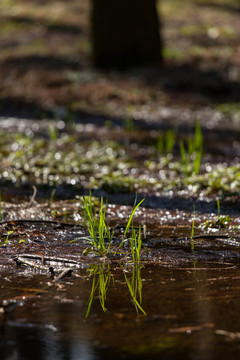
[0, 122, 239, 200]
[180, 122, 203, 176]
[82, 193, 114, 256]
[77, 192, 145, 261]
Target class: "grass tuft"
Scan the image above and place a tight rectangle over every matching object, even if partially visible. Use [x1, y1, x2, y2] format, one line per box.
[157, 128, 176, 155]
[76, 192, 145, 262]
[180, 122, 203, 176]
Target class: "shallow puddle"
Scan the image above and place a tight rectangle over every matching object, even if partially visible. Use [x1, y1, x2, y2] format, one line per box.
[1, 242, 240, 359]
[1, 200, 240, 359]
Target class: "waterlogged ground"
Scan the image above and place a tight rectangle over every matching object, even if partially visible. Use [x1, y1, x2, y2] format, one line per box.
[1, 195, 240, 359]
[1, 0, 240, 359]
[0, 112, 240, 360]
[1, 259, 240, 360]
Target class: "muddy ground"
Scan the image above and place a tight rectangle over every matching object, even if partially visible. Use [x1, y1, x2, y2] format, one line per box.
[0, 0, 240, 359]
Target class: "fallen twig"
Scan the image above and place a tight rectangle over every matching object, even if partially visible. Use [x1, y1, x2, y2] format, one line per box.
[54, 268, 73, 282]
[13, 256, 51, 272]
[13, 254, 85, 273]
[0, 219, 83, 228]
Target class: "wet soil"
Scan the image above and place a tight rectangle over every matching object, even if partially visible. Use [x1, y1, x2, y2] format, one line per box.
[0, 0, 240, 359]
[1, 242, 240, 360]
[1, 203, 240, 359]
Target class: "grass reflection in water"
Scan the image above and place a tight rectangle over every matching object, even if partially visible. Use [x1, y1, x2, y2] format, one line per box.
[85, 263, 146, 318]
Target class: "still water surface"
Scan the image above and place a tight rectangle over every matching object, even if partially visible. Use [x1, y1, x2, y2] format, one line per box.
[1, 259, 240, 360]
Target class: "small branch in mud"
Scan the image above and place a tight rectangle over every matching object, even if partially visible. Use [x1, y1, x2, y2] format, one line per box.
[53, 268, 73, 282]
[13, 253, 84, 267]
[0, 219, 84, 229]
[13, 255, 74, 283]
[215, 329, 240, 341]
[13, 256, 51, 273]
[13, 254, 85, 275]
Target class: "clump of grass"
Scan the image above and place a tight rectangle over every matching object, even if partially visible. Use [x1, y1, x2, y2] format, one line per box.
[180, 122, 203, 176]
[157, 128, 176, 155]
[200, 199, 232, 230]
[121, 198, 145, 263]
[82, 193, 114, 256]
[78, 192, 145, 261]
[128, 226, 142, 263]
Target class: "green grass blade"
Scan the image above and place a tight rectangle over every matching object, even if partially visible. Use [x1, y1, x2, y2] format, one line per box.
[124, 198, 145, 238]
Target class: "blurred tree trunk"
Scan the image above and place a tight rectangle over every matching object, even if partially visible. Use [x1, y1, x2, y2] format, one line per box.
[91, 0, 162, 69]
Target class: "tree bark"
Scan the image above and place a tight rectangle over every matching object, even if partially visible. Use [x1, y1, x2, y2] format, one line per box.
[91, 0, 162, 69]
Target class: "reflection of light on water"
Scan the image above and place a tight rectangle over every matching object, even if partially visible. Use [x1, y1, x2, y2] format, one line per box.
[187, 266, 214, 360]
[42, 337, 96, 360]
[3, 322, 96, 360]
[2, 262, 240, 359]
